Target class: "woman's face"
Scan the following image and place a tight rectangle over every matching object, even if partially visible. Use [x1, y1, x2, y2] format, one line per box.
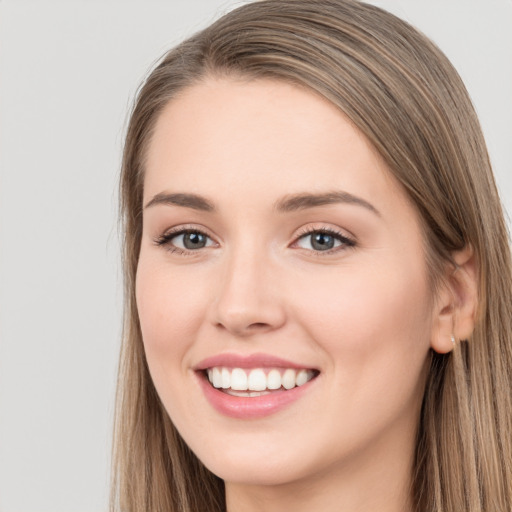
[137, 78, 436, 488]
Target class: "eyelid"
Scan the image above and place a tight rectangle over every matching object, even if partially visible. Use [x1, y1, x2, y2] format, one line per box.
[153, 222, 356, 256]
[153, 224, 218, 254]
[291, 224, 356, 254]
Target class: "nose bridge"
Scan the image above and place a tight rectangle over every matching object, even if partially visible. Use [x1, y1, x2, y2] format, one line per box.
[211, 238, 285, 335]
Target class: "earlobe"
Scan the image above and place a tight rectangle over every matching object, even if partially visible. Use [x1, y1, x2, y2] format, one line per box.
[430, 246, 478, 354]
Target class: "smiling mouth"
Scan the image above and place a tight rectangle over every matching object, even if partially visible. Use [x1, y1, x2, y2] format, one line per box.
[205, 367, 319, 397]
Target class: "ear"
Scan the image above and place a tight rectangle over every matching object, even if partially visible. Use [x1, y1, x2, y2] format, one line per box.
[430, 246, 478, 354]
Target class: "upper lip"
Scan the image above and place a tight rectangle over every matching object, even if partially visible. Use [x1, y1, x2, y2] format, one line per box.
[194, 352, 318, 371]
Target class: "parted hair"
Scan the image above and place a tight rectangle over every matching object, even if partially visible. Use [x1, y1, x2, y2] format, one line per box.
[112, 1, 512, 511]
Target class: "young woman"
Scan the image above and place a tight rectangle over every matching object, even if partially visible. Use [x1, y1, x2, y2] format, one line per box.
[112, 1, 512, 511]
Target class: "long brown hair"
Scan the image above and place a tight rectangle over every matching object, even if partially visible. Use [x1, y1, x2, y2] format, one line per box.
[112, 1, 512, 510]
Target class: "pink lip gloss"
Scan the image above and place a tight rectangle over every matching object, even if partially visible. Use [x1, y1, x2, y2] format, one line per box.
[194, 353, 319, 419]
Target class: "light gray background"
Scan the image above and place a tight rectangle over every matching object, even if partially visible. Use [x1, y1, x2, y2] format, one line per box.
[0, 1, 510, 511]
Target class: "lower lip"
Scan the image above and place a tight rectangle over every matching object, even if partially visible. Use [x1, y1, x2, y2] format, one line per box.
[196, 371, 317, 419]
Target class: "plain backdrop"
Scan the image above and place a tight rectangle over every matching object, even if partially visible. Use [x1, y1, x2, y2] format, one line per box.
[0, 1, 510, 511]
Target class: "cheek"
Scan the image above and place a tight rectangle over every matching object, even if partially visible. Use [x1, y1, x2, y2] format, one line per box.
[135, 255, 222, 443]
[286, 258, 433, 457]
[135, 257, 207, 365]
[293, 256, 433, 380]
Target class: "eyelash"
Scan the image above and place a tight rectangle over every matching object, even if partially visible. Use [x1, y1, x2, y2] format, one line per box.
[292, 226, 356, 255]
[153, 226, 215, 256]
[153, 225, 356, 256]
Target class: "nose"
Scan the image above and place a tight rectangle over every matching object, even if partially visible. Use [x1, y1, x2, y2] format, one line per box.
[209, 247, 287, 337]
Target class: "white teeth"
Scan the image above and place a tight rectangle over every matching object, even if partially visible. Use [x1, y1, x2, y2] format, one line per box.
[267, 369, 282, 390]
[230, 368, 248, 391]
[296, 369, 308, 387]
[282, 369, 296, 390]
[248, 369, 267, 391]
[221, 367, 231, 389]
[212, 367, 222, 388]
[206, 366, 316, 392]
[226, 389, 271, 397]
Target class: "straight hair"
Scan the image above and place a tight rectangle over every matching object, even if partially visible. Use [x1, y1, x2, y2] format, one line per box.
[112, 1, 512, 510]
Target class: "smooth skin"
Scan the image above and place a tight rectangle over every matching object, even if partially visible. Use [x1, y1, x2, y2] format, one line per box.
[136, 78, 476, 512]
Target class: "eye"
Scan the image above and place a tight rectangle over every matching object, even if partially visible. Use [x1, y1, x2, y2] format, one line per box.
[294, 228, 355, 253]
[154, 228, 215, 253]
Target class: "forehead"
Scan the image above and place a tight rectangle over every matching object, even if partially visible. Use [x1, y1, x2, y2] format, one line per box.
[144, 77, 407, 216]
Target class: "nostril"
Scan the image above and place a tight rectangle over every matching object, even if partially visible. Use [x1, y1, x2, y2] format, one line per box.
[249, 322, 270, 329]
[214, 321, 272, 335]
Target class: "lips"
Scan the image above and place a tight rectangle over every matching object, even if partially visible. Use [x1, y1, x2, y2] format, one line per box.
[194, 353, 320, 418]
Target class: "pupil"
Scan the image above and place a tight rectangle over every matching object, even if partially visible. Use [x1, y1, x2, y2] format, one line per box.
[312, 233, 334, 251]
[184, 232, 206, 249]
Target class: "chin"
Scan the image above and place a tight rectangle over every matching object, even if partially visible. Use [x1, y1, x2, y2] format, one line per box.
[185, 426, 343, 488]
[202, 453, 311, 487]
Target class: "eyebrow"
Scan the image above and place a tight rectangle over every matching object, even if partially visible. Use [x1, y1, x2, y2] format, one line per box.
[274, 191, 380, 216]
[144, 190, 380, 216]
[144, 192, 215, 211]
